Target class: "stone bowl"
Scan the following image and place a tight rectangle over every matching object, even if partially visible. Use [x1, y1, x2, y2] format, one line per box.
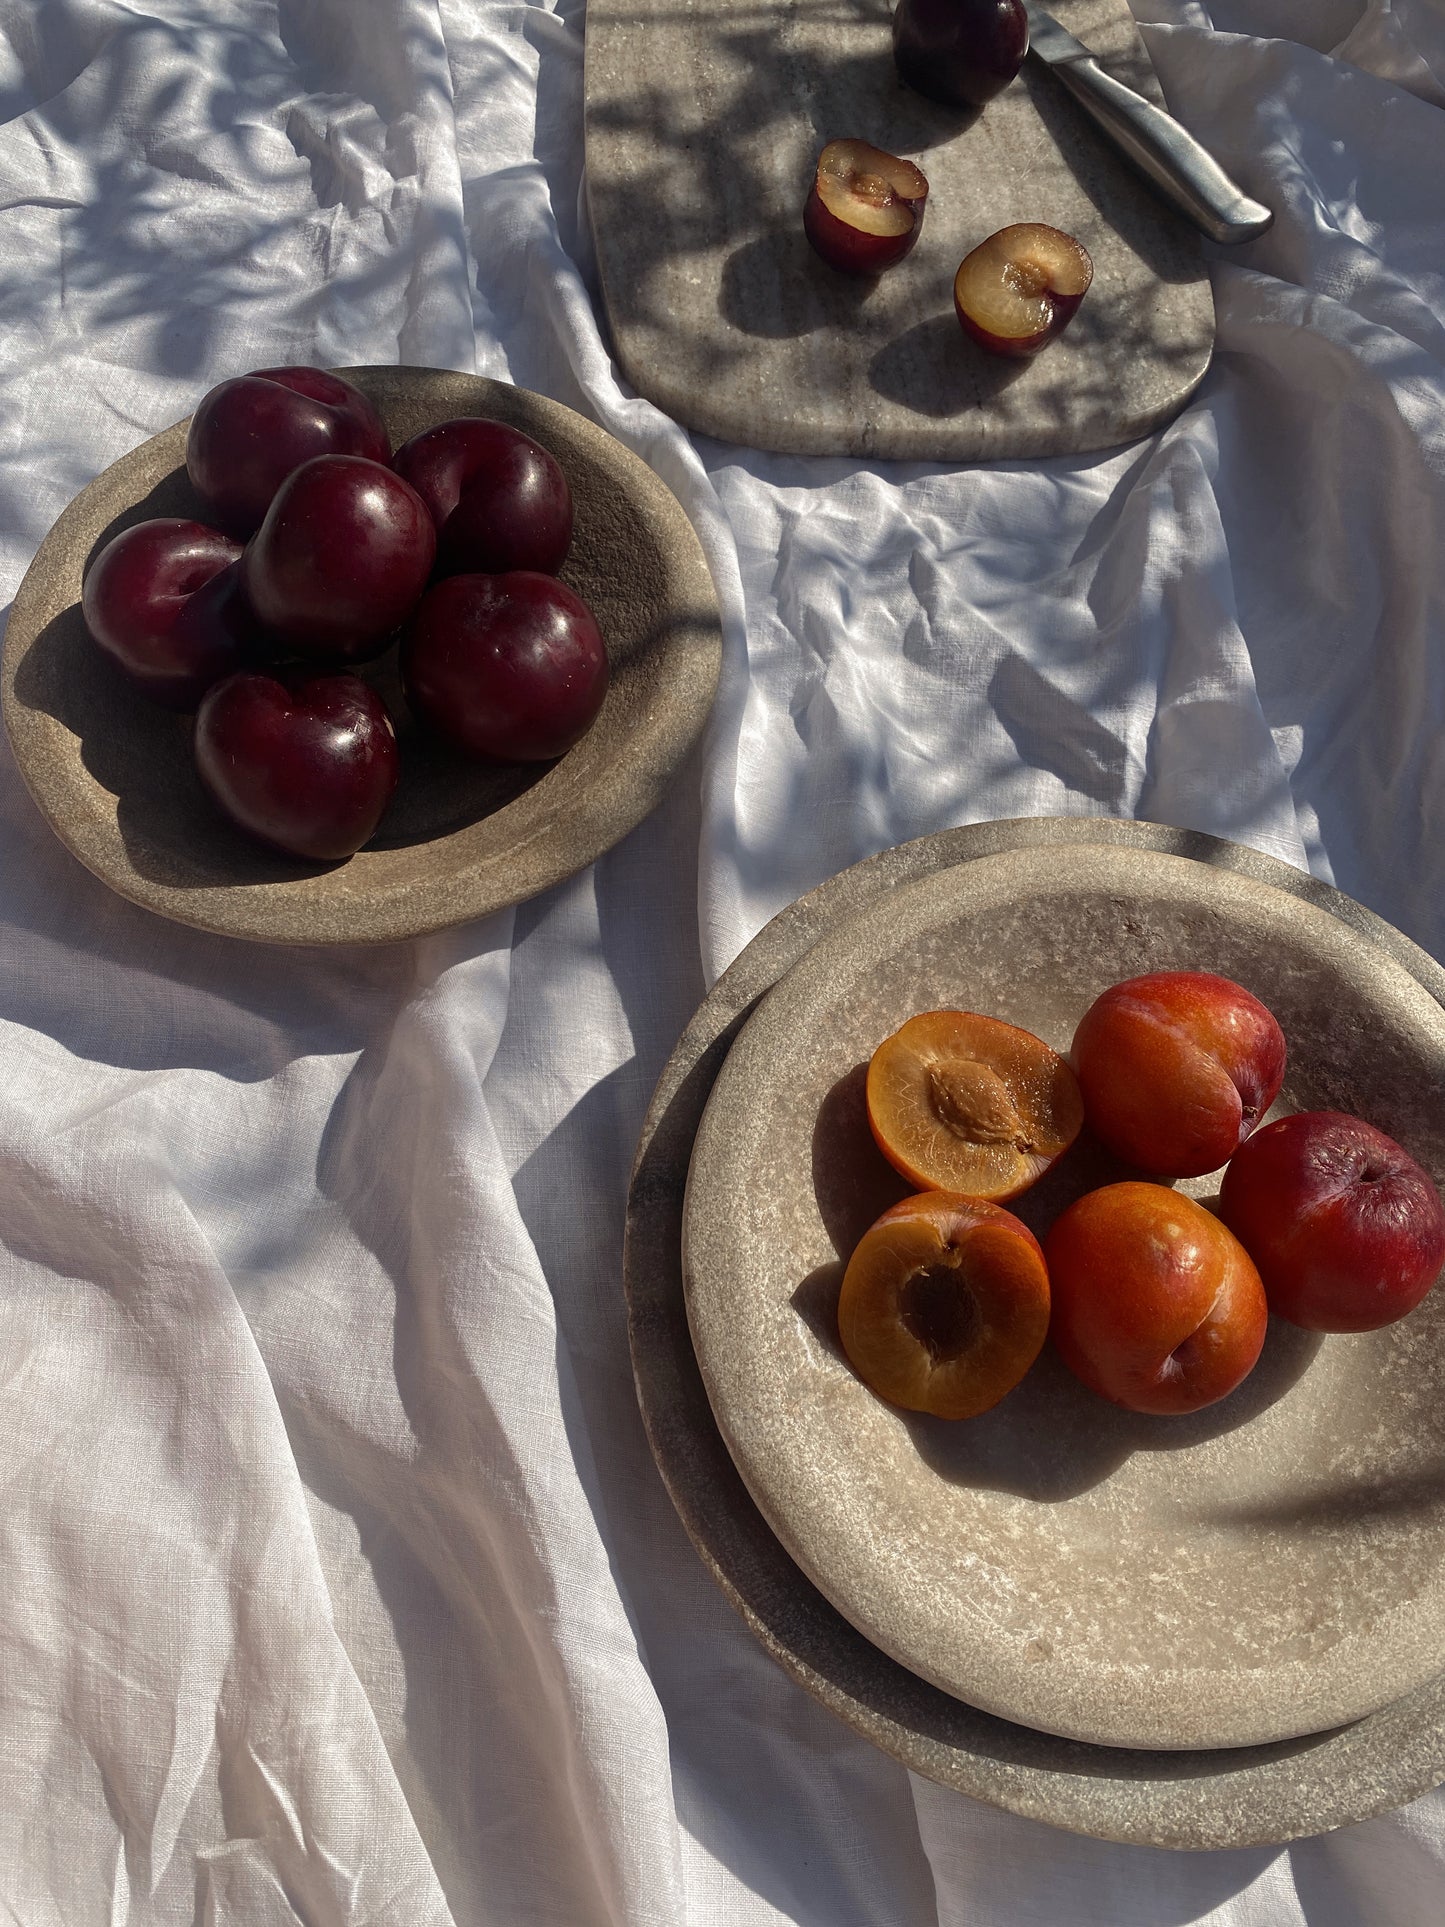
[683, 840, 1445, 1753]
[1, 368, 721, 945]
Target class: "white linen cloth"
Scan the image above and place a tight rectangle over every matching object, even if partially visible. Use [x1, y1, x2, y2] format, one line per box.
[2, 0, 1445, 1920]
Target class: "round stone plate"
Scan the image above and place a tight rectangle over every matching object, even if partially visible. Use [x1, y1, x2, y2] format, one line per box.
[683, 840, 1445, 1753]
[627, 819, 1445, 1843]
[1, 368, 721, 944]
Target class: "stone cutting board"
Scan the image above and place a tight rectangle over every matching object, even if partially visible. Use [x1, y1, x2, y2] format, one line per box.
[584, 0, 1216, 459]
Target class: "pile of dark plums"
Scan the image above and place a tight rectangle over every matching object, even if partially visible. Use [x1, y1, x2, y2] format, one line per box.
[82, 368, 609, 862]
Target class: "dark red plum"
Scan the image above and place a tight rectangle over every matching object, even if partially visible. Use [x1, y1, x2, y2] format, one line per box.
[241, 455, 436, 661]
[893, 0, 1028, 111]
[391, 418, 574, 577]
[186, 367, 390, 538]
[401, 572, 608, 762]
[82, 517, 256, 709]
[194, 672, 400, 861]
[1221, 1111, 1445, 1332]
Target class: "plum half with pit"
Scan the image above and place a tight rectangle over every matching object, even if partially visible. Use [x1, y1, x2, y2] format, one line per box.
[893, 0, 1029, 112]
[391, 418, 574, 578]
[954, 224, 1094, 357]
[804, 140, 929, 277]
[401, 572, 609, 762]
[241, 455, 436, 663]
[186, 367, 390, 537]
[82, 517, 256, 710]
[194, 671, 400, 862]
[866, 1009, 1083, 1201]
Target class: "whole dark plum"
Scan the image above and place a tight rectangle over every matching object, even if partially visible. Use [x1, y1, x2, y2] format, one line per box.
[185, 367, 390, 537]
[241, 455, 436, 662]
[82, 517, 256, 709]
[391, 417, 574, 578]
[401, 571, 608, 762]
[194, 671, 400, 861]
[892, 0, 1029, 111]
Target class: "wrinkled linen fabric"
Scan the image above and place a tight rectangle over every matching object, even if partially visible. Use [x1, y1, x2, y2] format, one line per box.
[2, 1, 1444, 1922]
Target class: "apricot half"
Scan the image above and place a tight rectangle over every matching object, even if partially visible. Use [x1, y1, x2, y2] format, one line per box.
[838, 1191, 1051, 1419]
[866, 1010, 1083, 1200]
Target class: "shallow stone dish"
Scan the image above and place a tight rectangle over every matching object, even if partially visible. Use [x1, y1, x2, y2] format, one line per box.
[2, 368, 721, 945]
[626, 818, 1445, 1845]
[683, 840, 1445, 1752]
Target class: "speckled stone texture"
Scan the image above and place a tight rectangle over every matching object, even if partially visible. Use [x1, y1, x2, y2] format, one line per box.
[2, 368, 721, 945]
[585, 0, 1216, 459]
[625, 819, 1445, 1846]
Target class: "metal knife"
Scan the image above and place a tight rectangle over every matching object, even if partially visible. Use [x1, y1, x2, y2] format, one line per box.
[1024, 4, 1273, 244]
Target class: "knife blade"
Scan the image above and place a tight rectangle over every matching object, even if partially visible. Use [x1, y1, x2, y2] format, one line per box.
[1023, 4, 1273, 245]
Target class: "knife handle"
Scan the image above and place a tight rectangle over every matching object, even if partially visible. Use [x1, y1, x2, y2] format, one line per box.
[1047, 56, 1273, 245]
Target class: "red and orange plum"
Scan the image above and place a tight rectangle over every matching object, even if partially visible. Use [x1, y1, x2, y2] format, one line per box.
[1071, 970, 1286, 1178]
[1046, 1182, 1268, 1415]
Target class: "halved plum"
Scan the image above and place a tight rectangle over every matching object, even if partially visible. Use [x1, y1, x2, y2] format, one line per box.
[954, 223, 1093, 357]
[804, 139, 929, 277]
[839, 1190, 1050, 1419]
[866, 1009, 1083, 1199]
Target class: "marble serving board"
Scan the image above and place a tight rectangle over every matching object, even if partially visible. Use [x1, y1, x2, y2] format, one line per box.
[584, 0, 1216, 460]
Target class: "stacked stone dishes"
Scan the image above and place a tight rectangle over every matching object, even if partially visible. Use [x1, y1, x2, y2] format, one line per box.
[625, 818, 1445, 1848]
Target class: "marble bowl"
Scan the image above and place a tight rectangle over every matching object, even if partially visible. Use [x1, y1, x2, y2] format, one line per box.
[681, 840, 1445, 1755]
[1, 368, 721, 944]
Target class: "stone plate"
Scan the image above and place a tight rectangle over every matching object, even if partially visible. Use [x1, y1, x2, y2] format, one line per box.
[585, 0, 1216, 459]
[1, 368, 722, 945]
[626, 819, 1445, 1844]
[683, 841, 1445, 1752]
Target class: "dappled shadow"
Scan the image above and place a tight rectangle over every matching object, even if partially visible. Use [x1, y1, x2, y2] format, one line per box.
[868, 314, 1031, 418]
[586, 0, 1212, 456]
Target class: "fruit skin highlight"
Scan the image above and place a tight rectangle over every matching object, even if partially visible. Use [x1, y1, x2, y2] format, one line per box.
[1046, 1182, 1268, 1416]
[953, 224, 1094, 358]
[1220, 1110, 1445, 1333]
[839, 1191, 1051, 1419]
[803, 140, 929, 278]
[1071, 969, 1286, 1179]
[866, 1009, 1083, 1201]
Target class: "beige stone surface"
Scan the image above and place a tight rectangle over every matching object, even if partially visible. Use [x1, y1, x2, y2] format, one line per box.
[585, 0, 1216, 458]
[1, 368, 721, 945]
[626, 819, 1445, 1844]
